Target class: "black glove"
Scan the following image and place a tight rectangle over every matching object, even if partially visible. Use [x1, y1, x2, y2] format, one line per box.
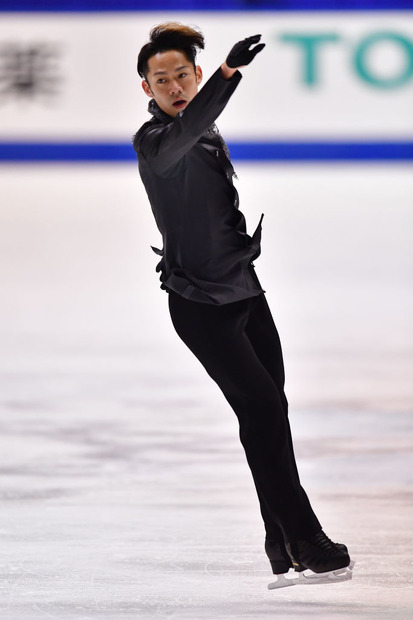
[226, 34, 266, 68]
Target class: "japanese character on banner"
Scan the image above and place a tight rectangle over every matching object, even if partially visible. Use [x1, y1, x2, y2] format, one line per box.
[0, 42, 61, 102]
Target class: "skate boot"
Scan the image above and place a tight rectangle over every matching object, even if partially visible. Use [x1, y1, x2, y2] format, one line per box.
[287, 530, 350, 573]
[268, 531, 354, 590]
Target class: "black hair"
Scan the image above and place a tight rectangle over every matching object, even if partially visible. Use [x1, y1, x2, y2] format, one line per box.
[137, 22, 205, 79]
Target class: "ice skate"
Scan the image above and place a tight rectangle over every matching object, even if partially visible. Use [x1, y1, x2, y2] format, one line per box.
[267, 531, 354, 590]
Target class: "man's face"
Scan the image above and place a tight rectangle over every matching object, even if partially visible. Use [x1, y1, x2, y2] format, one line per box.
[142, 49, 203, 117]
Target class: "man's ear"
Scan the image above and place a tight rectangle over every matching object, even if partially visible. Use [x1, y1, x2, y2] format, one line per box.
[142, 80, 153, 98]
[195, 65, 203, 86]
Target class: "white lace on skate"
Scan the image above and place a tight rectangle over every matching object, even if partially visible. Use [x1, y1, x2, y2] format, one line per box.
[268, 560, 355, 590]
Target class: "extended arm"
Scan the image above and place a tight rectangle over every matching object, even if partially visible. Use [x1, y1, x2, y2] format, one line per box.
[137, 35, 265, 177]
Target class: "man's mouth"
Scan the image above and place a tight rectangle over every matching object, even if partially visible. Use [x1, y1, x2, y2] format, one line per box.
[172, 99, 187, 109]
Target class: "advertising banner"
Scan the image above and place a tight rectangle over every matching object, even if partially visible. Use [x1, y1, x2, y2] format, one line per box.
[0, 11, 412, 158]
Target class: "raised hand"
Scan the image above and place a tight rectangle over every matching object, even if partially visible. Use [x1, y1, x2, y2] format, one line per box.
[226, 34, 266, 68]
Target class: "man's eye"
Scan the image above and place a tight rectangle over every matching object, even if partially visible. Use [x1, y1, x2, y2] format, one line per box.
[157, 78, 166, 84]
[179, 73, 187, 78]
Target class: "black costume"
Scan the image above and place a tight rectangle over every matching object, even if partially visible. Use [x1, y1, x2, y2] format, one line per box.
[133, 67, 321, 546]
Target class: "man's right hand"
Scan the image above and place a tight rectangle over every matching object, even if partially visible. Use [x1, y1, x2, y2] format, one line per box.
[226, 34, 266, 69]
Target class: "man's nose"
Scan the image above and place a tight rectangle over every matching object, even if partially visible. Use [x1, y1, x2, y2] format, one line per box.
[170, 80, 182, 95]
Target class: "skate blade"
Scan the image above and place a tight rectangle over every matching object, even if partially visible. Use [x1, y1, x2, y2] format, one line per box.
[268, 562, 354, 590]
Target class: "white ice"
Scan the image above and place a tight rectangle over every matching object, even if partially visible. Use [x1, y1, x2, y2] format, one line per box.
[0, 163, 412, 619]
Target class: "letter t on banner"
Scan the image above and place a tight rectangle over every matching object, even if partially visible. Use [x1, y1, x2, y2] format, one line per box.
[280, 33, 341, 86]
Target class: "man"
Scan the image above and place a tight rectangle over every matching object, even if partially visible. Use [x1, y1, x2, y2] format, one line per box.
[133, 23, 353, 589]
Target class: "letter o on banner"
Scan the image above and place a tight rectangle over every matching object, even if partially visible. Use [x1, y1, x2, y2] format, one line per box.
[354, 31, 413, 89]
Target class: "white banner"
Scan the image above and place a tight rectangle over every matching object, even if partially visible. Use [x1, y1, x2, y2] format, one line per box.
[0, 11, 412, 140]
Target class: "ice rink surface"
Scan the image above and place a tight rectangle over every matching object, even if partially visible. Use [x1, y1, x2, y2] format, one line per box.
[1, 163, 413, 619]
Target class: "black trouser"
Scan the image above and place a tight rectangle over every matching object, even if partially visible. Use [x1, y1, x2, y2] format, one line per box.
[168, 288, 322, 544]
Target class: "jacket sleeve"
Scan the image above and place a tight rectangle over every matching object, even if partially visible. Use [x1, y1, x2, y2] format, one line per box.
[136, 67, 242, 177]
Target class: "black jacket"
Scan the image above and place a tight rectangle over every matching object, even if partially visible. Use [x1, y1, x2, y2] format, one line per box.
[133, 67, 264, 305]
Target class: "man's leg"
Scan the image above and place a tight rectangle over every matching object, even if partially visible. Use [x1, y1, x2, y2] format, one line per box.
[242, 292, 352, 581]
[244, 292, 307, 569]
[168, 291, 321, 542]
